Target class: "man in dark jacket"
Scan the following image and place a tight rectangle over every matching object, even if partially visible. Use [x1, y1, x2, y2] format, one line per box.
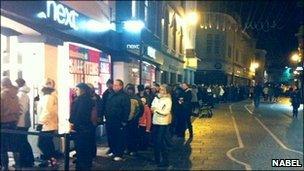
[253, 83, 263, 108]
[290, 86, 301, 118]
[105, 79, 131, 161]
[101, 79, 114, 121]
[181, 83, 193, 138]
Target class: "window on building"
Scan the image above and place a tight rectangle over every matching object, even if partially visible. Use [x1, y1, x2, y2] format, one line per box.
[131, 0, 136, 17]
[236, 50, 239, 62]
[172, 18, 177, 51]
[214, 34, 220, 54]
[179, 27, 183, 54]
[156, 3, 162, 38]
[144, 0, 148, 23]
[206, 34, 213, 54]
[164, 8, 169, 46]
[228, 45, 232, 58]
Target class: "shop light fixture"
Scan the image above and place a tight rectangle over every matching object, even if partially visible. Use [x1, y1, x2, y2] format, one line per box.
[82, 19, 115, 32]
[123, 20, 145, 33]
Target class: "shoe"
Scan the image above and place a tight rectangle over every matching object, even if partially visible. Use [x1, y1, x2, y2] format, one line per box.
[107, 153, 114, 157]
[113, 157, 123, 161]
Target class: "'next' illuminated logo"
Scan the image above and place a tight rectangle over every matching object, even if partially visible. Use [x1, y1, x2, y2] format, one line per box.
[37, 1, 79, 30]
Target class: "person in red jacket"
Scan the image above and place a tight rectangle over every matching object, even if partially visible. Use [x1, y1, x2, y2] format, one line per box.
[138, 97, 152, 151]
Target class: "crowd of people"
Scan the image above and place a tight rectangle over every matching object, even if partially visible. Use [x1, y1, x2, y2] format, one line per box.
[1, 76, 303, 170]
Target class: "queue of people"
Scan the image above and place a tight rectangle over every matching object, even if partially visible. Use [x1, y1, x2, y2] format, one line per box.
[1, 76, 303, 170]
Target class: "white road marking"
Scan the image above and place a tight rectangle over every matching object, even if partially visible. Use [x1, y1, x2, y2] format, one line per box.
[226, 104, 252, 170]
[244, 105, 253, 115]
[229, 104, 234, 114]
[244, 105, 303, 156]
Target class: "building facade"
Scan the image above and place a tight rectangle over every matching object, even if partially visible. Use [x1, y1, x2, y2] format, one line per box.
[112, 1, 198, 86]
[254, 49, 267, 84]
[195, 12, 256, 86]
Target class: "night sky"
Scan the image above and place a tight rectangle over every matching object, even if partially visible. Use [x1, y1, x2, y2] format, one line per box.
[198, 0, 303, 70]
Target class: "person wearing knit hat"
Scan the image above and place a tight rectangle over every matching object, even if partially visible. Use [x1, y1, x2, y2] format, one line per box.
[37, 78, 58, 167]
[69, 82, 95, 170]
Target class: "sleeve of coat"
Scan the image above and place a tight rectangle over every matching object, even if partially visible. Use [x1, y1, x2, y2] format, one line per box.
[18, 94, 29, 116]
[122, 95, 131, 123]
[145, 107, 152, 132]
[155, 98, 172, 115]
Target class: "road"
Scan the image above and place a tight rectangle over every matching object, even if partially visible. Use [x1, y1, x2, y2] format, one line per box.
[7, 98, 303, 170]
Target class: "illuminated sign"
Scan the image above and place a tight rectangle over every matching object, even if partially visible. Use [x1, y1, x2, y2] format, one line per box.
[37, 1, 79, 30]
[126, 44, 140, 50]
[147, 46, 156, 59]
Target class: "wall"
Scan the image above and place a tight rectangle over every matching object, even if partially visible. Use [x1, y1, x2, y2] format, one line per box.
[44, 44, 58, 86]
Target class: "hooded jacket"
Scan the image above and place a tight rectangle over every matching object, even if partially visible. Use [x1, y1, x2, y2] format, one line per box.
[17, 85, 31, 128]
[1, 85, 21, 123]
[37, 88, 58, 131]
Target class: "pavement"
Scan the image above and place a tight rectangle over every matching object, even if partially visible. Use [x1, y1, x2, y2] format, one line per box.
[6, 97, 304, 170]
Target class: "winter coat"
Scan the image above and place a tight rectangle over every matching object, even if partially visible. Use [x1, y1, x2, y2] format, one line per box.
[70, 94, 95, 131]
[37, 88, 58, 131]
[191, 88, 198, 102]
[138, 105, 152, 132]
[105, 90, 131, 125]
[17, 85, 31, 128]
[290, 90, 301, 108]
[254, 85, 263, 97]
[183, 89, 192, 112]
[151, 95, 172, 125]
[128, 95, 144, 122]
[101, 88, 113, 116]
[1, 85, 21, 123]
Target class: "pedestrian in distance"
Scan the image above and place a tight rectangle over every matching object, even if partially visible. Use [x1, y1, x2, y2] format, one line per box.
[151, 84, 172, 168]
[36, 78, 58, 168]
[290, 86, 301, 119]
[14, 78, 34, 168]
[253, 83, 263, 108]
[105, 79, 131, 161]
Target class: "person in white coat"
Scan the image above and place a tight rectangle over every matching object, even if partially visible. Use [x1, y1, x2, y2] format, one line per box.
[14, 78, 34, 168]
[37, 78, 58, 167]
[151, 84, 172, 168]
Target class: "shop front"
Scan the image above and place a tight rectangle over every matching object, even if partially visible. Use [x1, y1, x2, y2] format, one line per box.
[159, 53, 184, 85]
[112, 34, 163, 87]
[1, 1, 114, 134]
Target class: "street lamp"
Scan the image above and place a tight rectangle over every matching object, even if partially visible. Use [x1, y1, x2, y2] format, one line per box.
[291, 53, 301, 63]
[123, 19, 145, 33]
[185, 12, 199, 26]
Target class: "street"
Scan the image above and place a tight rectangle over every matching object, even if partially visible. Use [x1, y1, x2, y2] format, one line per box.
[63, 98, 303, 170]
